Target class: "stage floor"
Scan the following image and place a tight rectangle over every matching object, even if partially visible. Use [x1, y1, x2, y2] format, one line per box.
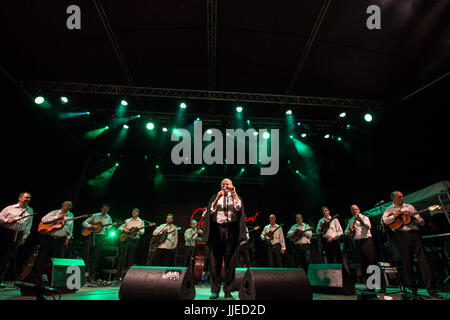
[0, 282, 448, 300]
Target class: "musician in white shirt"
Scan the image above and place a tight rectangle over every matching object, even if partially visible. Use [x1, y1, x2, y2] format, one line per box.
[152, 214, 179, 266]
[184, 219, 203, 267]
[0, 192, 33, 286]
[261, 214, 286, 268]
[287, 214, 312, 272]
[316, 206, 343, 263]
[382, 191, 442, 298]
[117, 208, 144, 279]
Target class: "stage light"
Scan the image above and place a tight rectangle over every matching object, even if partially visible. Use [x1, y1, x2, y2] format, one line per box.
[247, 120, 251, 125]
[115, 162, 119, 167]
[109, 231, 116, 237]
[34, 96, 45, 105]
[241, 168, 245, 172]
[337, 137, 342, 141]
[162, 127, 168, 132]
[180, 102, 187, 109]
[301, 133, 307, 138]
[289, 135, 294, 139]
[196, 117, 200, 121]
[123, 124, 129, 129]
[324, 134, 330, 139]
[60, 96, 68, 104]
[263, 132, 270, 139]
[201, 167, 205, 170]
[346, 124, 351, 130]
[146, 122, 155, 130]
[297, 122, 301, 126]
[286, 110, 292, 115]
[295, 170, 299, 174]
[207, 129, 212, 134]
[236, 106, 243, 113]
[339, 112, 346, 118]
[364, 113, 373, 122]
[121, 100, 128, 106]
[105, 126, 109, 129]
[155, 164, 159, 169]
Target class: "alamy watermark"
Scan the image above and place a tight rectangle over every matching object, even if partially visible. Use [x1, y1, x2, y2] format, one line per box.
[366, 265, 382, 290]
[170, 121, 279, 175]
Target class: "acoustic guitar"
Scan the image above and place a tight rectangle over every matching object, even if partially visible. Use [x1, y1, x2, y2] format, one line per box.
[388, 204, 441, 231]
[81, 221, 118, 236]
[38, 214, 92, 235]
[119, 222, 156, 242]
[1, 213, 37, 228]
[150, 226, 181, 249]
[264, 223, 284, 243]
[289, 226, 313, 242]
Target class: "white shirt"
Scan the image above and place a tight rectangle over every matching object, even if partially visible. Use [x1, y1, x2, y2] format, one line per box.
[184, 227, 202, 246]
[287, 223, 313, 244]
[41, 210, 74, 239]
[261, 224, 286, 250]
[382, 203, 423, 232]
[0, 203, 34, 239]
[316, 217, 344, 240]
[119, 217, 145, 239]
[210, 193, 242, 224]
[82, 213, 112, 235]
[153, 223, 178, 249]
[344, 214, 372, 240]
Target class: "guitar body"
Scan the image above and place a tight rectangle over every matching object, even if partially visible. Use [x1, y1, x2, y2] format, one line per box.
[119, 228, 138, 242]
[38, 221, 65, 235]
[389, 214, 411, 230]
[81, 221, 104, 236]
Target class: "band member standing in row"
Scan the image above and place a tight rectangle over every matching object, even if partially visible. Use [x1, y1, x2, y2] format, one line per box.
[239, 227, 251, 267]
[203, 178, 247, 300]
[261, 214, 286, 268]
[152, 214, 178, 266]
[316, 206, 343, 263]
[344, 204, 377, 285]
[82, 203, 113, 282]
[287, 214, 312, 272]
[184, 219, 203, 268]
[0, 192, 33, 287]
[116, 208, 144, 279]
[382, 191, 443, 299]
[33, 201, 74, 284]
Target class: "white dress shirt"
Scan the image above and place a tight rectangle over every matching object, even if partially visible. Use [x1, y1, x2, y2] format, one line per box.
[184, 227, 202, 246]
[261, 224, 286, 250]
[344, 214, 372, 239]
[382, 203, 423, 232]
[287, 223, 313, 244]
[119, 217, 145, 239]
[0, 203, 34, 239]
[153, 223, 178, 249]
[210, 193, 242, 224]
[41, 210, 74, 239]
[82, 213, 112, 235]
[316, 217, 343, 240]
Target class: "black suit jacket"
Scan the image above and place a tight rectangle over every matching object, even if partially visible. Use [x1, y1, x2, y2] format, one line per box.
[202, 194, 247, 245]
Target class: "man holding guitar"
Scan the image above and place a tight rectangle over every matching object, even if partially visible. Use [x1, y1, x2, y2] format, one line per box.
[316, 206, 343, 263]
[0, 192, 34, 287]
[82, 203, 113, 283]
[151, 213, 179, 266]
[117, 208, 146, 279]
[184, 219, 203, 268]
[287, 214, 312, 272]
[382, 191, 443, 299]
[261, 214, 286, 268]
[33, 201, 74, 284]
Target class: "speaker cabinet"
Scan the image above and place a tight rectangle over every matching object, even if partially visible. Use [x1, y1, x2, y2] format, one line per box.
[239, 267, 312, 300]
[231, 267, 248, 292]
[307, 263, 355, 295]
[119, 266, 195, 300]
[50, 258, 85, 293]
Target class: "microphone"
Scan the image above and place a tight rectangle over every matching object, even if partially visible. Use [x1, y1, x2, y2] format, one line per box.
[375, 200, 385, 207]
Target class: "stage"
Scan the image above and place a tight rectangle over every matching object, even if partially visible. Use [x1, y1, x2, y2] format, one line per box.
[0, 281, 448, 301]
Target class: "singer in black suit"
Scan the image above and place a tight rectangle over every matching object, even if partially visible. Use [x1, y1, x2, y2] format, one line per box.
[203, 178, 247, 299]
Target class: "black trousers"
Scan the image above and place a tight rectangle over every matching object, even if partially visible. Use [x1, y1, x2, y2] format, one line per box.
[209, 221, 239, 294]
[33, 235, 66, 280]
[267, 243, 283, 268]
[83, 234, 103, 280]
[354, 237, 377, 280]
[395, 231, 432, 290]
[293, 244, 311, 272]
[184, 246, 195, 268]
[0, 228, 22, 281]
[324, 239, 343, 264]
[239, 243, 251, 267]
[152, 248, 176, 266]
[117, 238, 139, 276]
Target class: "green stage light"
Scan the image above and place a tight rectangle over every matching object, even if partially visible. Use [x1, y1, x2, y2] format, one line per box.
[162, 127, 168, 132]
[301, 133, 307, 138]
[155, 164, 159, 169]
[339, 112, 346, 118]
[286, 110, 292, 115]
[109, 231, 116, 237]
[123, 124, 129, 129]
[121, 100, 128, 106]
[241, 168, 245, 172]
[289, 135, 294, 139]
[60, 96, 68, 104]
[263, 132, 270, 139]
[115, 162, 119, 167]
[364, 113, 373, 122]
[34, 96, 45, 105]
[337, 137, 342, 141]
[146, 122, 155, 130]
[324, 134, 330, 139]
[297, 122, 301, 126]
[346, 124, 351, 130]
[236, 106, 243, 113]
[247, 120, 251, 125]
[202, 167, 205, 170]
[180, 102, 187, 109]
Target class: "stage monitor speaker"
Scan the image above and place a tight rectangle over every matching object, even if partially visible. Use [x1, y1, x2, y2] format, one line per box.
[119, 266, 195, 300]
[239, 267, 312, 300]
[231, 267, 248, 292]
[50, 258, 85, 293]
[307, 263, 355, 295]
